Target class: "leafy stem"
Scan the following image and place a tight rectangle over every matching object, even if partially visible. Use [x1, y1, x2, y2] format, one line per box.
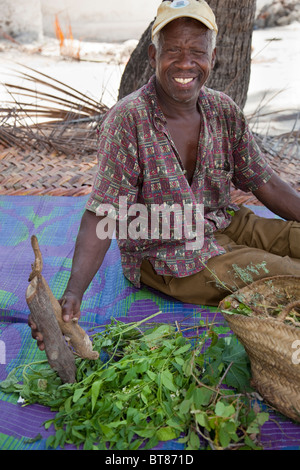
[0, 314, 269, 450]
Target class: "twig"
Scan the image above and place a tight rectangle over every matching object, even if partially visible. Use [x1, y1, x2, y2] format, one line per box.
[211, 362, 234, 405]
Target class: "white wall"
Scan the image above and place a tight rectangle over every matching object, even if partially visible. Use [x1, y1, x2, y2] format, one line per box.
[1, 0, 266, 44]
[0, 0, 43, 42]
[41, 0, 162, 42]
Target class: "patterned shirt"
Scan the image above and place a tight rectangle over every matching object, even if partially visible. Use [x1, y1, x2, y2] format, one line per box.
[86, 75, 273, 287]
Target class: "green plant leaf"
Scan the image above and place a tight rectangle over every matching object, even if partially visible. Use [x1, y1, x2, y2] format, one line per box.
[173, 344, 191, 356]
[0, 316, 267, 451]
[193, 387, 214, 407]
[72, 387, 86, 403]
[91, 380, 102, 411]
[195, 411, 209, 429]
[156, 426, 178, 441]
[160, 370, 177, 392]
[215, 401, 235, 418]
[121, 368, 136, 386]
[0, 369, 20, 392]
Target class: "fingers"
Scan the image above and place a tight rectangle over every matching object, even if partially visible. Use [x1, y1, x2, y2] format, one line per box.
[28, 294, 82, 351]
[28, 314, 45, 351]
[36, 336, 45, 351]
[59, 294, 81, 323]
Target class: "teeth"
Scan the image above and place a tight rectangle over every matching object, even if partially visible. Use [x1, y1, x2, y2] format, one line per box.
[174, 78, 194, 84]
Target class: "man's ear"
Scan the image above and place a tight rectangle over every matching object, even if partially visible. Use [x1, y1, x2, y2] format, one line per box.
[148, 43, 157, 70]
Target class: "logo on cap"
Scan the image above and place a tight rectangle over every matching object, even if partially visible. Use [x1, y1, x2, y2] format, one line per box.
[170, 0, 190, 8]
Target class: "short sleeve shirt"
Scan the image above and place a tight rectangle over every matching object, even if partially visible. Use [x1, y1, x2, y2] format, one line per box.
[86, 76, 273, 287]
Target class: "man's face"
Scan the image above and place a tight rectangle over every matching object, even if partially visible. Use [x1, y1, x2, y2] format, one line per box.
[149, 18, 216, 106]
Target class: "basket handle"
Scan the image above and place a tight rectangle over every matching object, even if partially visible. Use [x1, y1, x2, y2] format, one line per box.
[276, 300, 300, 322]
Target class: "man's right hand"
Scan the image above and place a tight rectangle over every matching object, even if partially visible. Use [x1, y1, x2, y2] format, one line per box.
[28, 315, 45, 351]
[27, 292, 82, 351]
[60, 292, 82, 323]
[28, 209, 112, 351]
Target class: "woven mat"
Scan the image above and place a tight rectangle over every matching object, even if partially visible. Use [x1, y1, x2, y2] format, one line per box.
[0, 146, 97, 197]
[1, 131, 299, 203]
[1, 195, 300, 450]
[0, 145, 281, 205]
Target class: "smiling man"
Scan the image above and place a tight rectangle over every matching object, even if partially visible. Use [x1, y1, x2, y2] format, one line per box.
[29, 0, 300, 349]
[148, 4, 217, 184]
[150, 0, 217, 105]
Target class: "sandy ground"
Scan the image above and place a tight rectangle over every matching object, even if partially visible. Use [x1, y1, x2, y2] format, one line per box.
[0, 21, 299, 137]
[0, 38, 131, 109]
[245, 22, 300, 136]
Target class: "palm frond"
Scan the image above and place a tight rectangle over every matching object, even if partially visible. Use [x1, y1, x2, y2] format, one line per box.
[0, 63, 108, 156]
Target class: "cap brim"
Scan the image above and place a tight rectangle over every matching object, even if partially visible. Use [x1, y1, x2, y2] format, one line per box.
[152, 13, 218, 39]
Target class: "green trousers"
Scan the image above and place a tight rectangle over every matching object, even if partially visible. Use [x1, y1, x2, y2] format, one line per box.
[140, 206, 300, 306]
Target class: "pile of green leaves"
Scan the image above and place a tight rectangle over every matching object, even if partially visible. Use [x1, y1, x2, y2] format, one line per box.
[0, 316, 269, 450]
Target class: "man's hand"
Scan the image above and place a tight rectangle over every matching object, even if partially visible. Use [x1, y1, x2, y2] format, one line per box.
[28, 314, 45, 351]
[27, 293, 82, 351]
[27, 209, 112, 351]
[60, 292, 82, 323]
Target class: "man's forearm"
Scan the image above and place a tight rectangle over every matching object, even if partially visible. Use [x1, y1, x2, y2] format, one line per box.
[64, 209, 112, 301]
[253, 173, 300, 222]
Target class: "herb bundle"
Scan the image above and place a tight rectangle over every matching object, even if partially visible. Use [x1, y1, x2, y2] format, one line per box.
[0, 316, 269, 450]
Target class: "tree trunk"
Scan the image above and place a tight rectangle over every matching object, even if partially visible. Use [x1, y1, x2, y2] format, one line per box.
[118, 0, 257, 109]
[118, 21, 154, 102]
[206, 0, 257, 109]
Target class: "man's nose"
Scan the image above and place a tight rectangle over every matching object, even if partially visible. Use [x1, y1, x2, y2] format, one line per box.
[176, 50, 195, 67]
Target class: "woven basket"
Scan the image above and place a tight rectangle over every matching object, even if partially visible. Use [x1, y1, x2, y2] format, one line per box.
[219, 275, 300, 422]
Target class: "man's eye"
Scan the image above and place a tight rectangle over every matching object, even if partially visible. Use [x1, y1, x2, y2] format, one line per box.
[166, 48, 180, 53]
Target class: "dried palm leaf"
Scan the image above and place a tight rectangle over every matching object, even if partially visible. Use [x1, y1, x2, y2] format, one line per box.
[0, 63, 108, 156]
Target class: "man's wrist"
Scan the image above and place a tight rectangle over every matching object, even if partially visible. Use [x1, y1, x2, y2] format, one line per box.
[63, 278, 85, 302]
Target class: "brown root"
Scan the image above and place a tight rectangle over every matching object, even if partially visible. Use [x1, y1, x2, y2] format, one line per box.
[26, 235, 99, 383]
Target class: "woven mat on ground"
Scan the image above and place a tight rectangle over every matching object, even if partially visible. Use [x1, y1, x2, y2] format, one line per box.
[0, 145, 275, 205]
[1, 142, 299, 204]
[0, 195, 300, 450]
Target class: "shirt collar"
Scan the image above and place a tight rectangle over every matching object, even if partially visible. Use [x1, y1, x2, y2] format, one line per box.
[143, 75, 166, 132]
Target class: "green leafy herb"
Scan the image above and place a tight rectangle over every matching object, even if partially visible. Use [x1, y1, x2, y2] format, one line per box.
[0, 315, 268, 450]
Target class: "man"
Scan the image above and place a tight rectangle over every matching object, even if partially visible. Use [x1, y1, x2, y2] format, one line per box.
[30, 0, 300, 350]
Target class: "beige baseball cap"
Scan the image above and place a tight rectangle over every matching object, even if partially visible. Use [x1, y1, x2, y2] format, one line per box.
[152, 0, 218, 40]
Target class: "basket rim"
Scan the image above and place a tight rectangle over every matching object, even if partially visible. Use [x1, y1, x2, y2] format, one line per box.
[221, 309, 300, 333]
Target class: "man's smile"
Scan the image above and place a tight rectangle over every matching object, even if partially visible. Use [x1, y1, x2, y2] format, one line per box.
[174, 77, 195, 84]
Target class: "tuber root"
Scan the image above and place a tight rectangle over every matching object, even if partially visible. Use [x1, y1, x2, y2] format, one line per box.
[26, 235, 99, 383]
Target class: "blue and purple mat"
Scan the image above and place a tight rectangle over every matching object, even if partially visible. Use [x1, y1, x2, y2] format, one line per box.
[0, 195, 299, 450]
